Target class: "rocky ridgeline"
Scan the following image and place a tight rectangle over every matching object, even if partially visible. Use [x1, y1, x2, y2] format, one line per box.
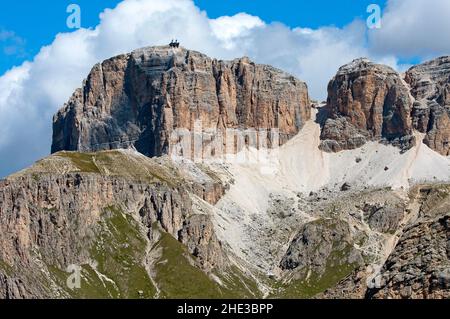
[52, 47, 449, 157]
[0, 151, 228, 298]
[51, 46, 311, 156]
[320, 57, 450, 155]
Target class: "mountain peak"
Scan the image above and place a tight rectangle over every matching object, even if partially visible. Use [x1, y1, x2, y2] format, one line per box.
[320, 57, 415, 153]
[336, 57, 398, 77]
[51, 46, 311, 156]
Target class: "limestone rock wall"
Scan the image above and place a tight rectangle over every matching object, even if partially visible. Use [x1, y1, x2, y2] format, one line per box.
[52, 46, 311, 156]
[320, 58, 415, 152]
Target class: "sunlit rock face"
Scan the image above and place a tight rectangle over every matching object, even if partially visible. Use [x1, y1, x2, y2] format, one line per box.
[51, 46, 311, 156]
[320, 58, 415, 153]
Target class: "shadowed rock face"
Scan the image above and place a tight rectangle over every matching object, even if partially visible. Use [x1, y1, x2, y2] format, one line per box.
[51, 46, 311, 156]
[406, 56, 450, 156]
[320, 58, 415, 153]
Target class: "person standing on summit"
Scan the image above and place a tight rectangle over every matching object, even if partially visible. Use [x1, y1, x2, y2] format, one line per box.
[169, 40, 180, 48]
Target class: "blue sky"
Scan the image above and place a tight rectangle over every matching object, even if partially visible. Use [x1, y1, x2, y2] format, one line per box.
[0, 0, 119, 73]
[195, 0, 386, 27]
[0, 0, 386, 74]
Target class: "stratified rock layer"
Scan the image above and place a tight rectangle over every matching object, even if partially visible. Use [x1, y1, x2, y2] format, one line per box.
[320, 58, 415, 152]
[52, 46, 311, 156]
[405, 56, 450, 156]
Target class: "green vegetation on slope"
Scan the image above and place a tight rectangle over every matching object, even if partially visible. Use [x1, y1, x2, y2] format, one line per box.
[47, 206, 157, 299]
[43, 209, 359, 299]
[0, 259, 13, 276]
[152, 230, 225, 298]
[269, 218, 361, 298]
[215, 266, 262, 299]
[57, 152, 101, 173]
[273, 246, 358, 298]
[56, 151, 180, 187]
[9, 150, 184, 188]
[44, 207, 261, 299]
[88, 206, 157, 298]
[151, 223, 261, 299]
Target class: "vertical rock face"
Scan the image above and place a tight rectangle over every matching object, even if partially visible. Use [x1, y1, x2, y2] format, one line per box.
[179, 214, 225, 271]
[52, 46, 311, 156]
[320, 58, 415, 152]
[405, 56, 450, 156]
[320, 56, 450, 155]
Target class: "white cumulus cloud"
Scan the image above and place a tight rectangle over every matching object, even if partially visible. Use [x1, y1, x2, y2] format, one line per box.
[369, 0, 450, 58]
[210, 13, 264, 49]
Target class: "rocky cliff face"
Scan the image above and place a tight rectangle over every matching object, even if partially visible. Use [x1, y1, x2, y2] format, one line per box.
[320, 58, 415, 152]
[52, 46, 311, 156]
[321, 57, 450, 155]
[316, 185, 450, 300]
[0, 151, 232, 298]
[280, 219, 364, 275]
[405, 56, 450, 156]
[370, 214, 449, 299]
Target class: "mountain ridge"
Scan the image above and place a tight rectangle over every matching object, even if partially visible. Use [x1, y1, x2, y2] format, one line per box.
[1, 47, 449, 299]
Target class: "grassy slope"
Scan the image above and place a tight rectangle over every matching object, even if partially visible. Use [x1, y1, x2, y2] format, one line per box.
[44, 207, 260, 299]
[46, 206, 157, 298]
[272, 246, 358, 298]
[10, 150, 184, 188]
[151, 225, 261, 299]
